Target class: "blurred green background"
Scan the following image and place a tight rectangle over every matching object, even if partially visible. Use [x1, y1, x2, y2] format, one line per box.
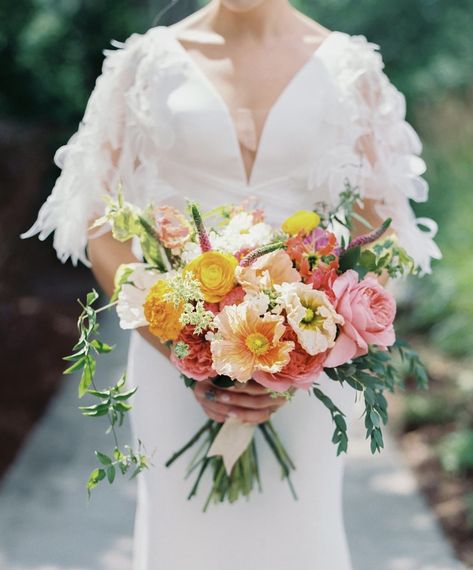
[1, 0, 472, 563]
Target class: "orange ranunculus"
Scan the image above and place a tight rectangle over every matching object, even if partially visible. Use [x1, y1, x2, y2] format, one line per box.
[143, 279, 184, 341]
[185, 251, 238, 303]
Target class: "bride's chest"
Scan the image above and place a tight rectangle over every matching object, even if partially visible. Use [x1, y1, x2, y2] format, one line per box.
[160, 58, 342, 188]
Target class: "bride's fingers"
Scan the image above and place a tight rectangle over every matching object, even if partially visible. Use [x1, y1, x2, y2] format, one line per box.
[201, 406, 227, 423]
[195, 381, 286, 409]
[200, 398, 275, 424]
[213, 389, 286, 410]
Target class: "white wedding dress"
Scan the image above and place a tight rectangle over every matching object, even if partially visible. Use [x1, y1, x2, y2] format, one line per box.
[22, 25, 441, 570]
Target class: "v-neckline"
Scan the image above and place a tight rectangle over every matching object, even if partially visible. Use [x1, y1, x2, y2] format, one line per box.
[161, 26, 337, 187]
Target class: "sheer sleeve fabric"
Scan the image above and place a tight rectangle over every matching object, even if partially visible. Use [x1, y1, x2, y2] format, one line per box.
[21, 27, 181, 266]
[311, 33, 441, 275]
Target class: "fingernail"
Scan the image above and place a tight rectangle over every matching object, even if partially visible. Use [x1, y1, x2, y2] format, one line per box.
[220, 393, 230, 402]
[227, 411, 237, 418]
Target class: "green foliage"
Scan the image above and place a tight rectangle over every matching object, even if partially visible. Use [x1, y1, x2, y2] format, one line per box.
[0, 0, 149, 124]
[323, 340, 429, 454]
[402, 393, 457, 430]
[437, 429, 473, 475]
[64, 288, 149, 495]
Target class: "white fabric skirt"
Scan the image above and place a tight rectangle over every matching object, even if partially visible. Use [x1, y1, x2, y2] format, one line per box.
[128, 329, 358, 570]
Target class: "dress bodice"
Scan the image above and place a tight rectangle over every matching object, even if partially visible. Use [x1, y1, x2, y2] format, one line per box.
[21, 25, 441, 273]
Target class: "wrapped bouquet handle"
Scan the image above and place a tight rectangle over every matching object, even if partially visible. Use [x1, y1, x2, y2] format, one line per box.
[207, 417, 256, 475]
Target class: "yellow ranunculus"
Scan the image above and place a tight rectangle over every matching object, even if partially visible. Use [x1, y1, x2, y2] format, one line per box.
[185, 251, 238, 303]
[282, 210, 320, 236]
[143, 279, 184, 341]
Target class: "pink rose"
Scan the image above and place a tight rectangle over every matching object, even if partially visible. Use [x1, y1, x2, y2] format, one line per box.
[324, 270, 396, 368]
[253, 327, 326, 392]
[170, 325, 215, 381]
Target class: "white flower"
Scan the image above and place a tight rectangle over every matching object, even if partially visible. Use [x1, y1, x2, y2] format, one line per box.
[213, 212, 274, 253]
[116, 263, 163, 329]
[181, 241, 202, 263]
[275, 282, 344, 355]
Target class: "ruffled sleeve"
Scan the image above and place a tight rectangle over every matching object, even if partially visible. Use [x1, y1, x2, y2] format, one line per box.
[21, 27, 183, 267]
[310, 33, 441, 275]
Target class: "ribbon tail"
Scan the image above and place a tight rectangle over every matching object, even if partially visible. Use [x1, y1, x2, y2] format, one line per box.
[207, 417, 256, 475]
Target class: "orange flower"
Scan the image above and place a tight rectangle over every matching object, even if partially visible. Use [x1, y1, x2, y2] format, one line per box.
[143, 279, 184, 341]
[209, 302, 294, 382]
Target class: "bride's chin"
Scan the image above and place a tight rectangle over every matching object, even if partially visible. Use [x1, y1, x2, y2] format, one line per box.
[219, 0, 268, 13]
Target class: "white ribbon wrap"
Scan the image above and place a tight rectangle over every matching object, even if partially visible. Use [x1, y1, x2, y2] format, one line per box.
[207, 417, 256, 475]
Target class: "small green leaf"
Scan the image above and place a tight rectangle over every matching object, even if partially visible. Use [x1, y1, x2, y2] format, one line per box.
[113, 402, 132, 413]
[87, 388, 111, 398]
[79, 402, 110, 417]
[86, 290, 99, 306]
[369, 410, 380, 427]
[113, 387, 138, 401]
[339, 245, 361, 272]
[359, 250, 378, 271]
[87, 468, 106, 496]
[95, 451, 112, 465]
[90, 339, 115, 354]
[63, 356, 86, 375]
[107, 465, 116, 484]
[78, 355, 96, 398]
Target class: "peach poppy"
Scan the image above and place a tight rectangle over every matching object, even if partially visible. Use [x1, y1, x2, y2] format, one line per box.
[209, 302, 294, 382]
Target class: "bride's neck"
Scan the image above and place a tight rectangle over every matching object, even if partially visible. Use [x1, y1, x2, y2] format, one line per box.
[204, 0, 293, 41]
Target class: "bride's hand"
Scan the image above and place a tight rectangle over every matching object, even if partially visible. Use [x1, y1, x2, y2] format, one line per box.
[193, 379, 288, 424]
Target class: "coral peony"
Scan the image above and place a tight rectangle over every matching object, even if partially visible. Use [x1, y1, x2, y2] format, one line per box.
[253, 327, 327, 392]
[218, 285, 246, 311]
[170, 325, 215, 381]
[209, 302, 294, 382]
[305, 266, 339, 303]
[324, 270, 396, 368]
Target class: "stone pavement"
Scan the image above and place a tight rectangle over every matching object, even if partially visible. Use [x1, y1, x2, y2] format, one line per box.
[0, 319, 464, 570]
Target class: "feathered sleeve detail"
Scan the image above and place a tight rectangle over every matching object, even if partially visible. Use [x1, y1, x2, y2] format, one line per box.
[21, 27, 183, 266]
[311, 32, 441, 274]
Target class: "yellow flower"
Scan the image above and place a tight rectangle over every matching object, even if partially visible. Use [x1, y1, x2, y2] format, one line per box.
[185, 251, 238, 303]
[282, 210, 320, 236]
[143, 279, 184, 341]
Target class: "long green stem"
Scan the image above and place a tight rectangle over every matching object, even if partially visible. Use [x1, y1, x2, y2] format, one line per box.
[165, 420, 212, 468]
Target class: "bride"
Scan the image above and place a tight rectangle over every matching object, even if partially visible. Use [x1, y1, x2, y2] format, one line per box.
[22, 0, 441, 568]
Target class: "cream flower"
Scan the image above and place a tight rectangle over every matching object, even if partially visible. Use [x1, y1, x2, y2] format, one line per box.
[275, 282, 344, 355]
[209, 302, 294, 382]
[213, 212, 274, 253]
[116, 263, 165, 329]
[236, 249, 301, 294]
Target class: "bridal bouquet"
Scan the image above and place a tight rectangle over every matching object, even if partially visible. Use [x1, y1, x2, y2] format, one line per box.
[65, 187, 427, 508]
